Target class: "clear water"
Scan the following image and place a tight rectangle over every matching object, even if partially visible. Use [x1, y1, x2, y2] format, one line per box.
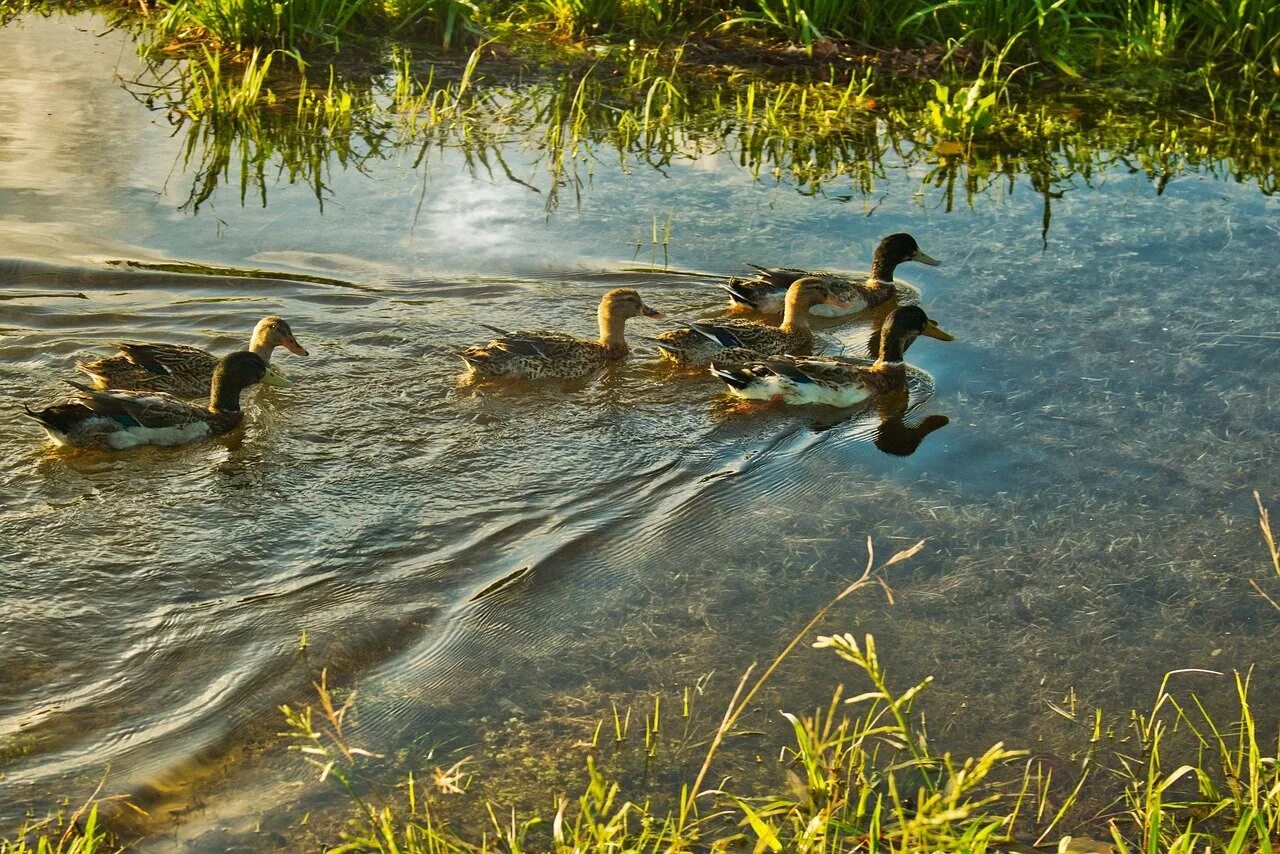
[2, 13, 1279, 848]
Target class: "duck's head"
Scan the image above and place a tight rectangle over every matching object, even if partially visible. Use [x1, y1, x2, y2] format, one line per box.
[253, 316, 309, 356]
[878, 305, 953, 360]
[789, 278, 852, 311]
[210, 351, 269, 411]
[875, 233, 941, 271]
[600, 288, 667, 322]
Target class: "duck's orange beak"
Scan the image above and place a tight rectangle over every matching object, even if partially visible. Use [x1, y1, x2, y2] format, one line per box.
[642, 306, 667, 321]
[922, 320, 954, 341]
[283, 336, 309, 356]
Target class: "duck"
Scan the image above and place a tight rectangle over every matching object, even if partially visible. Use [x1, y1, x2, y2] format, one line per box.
[23, 351, 268, 450]
[649, 278, 849, 366]
[76, 315, 307, 398]
[456, 288, 667, 380]
[722, 233, 941, 317]
[709, 305, 954, 406]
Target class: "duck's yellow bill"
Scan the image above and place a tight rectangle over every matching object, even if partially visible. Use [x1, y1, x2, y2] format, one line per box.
[912, 249, 942, 267]
[262, 365, 294, 387]
[923, 320, 955, 341]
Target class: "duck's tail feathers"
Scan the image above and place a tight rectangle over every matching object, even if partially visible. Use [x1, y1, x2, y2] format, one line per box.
[478, 323, 512, 338]
[719, 280, 759, 309]
[641, 337, 682, 357]
[21, 405, 48, 424]
[709, 363, 751, 390]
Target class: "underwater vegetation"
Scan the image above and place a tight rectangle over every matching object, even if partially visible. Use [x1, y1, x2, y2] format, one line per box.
[11, 522, 1278, 852]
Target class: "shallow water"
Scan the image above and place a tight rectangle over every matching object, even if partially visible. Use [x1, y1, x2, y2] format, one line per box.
[2, 12, 1279, 847]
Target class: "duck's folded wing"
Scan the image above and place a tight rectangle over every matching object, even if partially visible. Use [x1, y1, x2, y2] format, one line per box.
[67, 382, 201, 428]
[112, 342, 214, 377]
[746, 265, 810, 288]
[487, 331, 585, 360]
[684, 321, 748, 348]
[758, 356, 871, 386]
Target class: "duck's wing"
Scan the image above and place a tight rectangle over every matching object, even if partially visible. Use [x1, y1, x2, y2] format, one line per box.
[682, 320, 752, 348]
[754, 355, 877, 389]
[720, 278, 786, 311]
[66, 381, 204, 428]
[111, 342, 217, 377]
[461, 330, 591, 362]
[745, 265, 811, 289]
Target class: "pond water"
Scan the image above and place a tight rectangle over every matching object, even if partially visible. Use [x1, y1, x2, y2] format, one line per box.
[1, 12, 1279, 849]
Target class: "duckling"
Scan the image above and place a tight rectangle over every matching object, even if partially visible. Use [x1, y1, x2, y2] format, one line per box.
[723, 233, 940, 316]
[650, 278, 849, 366]
[709, 305, 953, 406]
[76, 315, 307, 398]
[23, 351, 268, 450]
[456, 288, 667, 380]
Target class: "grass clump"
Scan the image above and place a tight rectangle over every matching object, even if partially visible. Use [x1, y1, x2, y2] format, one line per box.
[0, 789, 123, 854]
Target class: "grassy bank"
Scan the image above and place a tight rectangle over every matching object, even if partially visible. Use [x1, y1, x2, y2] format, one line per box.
[79, 0, 1280, 79]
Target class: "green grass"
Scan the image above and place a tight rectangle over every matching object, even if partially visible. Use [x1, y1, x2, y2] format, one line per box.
[69, 0, 1280, 88]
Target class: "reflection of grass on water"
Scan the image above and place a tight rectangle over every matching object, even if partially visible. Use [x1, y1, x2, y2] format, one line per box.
[126, 41, 1279, 220]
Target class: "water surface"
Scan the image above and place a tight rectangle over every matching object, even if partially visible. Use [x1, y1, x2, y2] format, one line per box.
[2, 13, 1279, 848]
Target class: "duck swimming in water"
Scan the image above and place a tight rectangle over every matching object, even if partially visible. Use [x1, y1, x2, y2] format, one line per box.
[722, 233, 940, 317]
[650, 278, 849, 366]
[709, 305, 954, 406]
[456, 288, 667, 380]
[24, 351, 268, 450]
[76, 315, 306, 397]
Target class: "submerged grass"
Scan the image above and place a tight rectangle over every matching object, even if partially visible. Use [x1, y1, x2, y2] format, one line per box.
[262, 534, 1280, 851]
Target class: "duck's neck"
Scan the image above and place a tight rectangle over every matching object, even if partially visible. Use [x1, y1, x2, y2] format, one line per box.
[598, 305, 629, 354]
[869, 249, 899, 284]
[878, 328, 907, 364]
[209, 377, 245, 414]
[779, 292, 813, 334]
[248, 328, 275, 364]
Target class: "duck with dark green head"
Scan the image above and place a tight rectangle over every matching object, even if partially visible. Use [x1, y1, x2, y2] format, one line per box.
[23, 351, 268, 450]
[722, 233, 941, 316]
[709, 305, 954, 406]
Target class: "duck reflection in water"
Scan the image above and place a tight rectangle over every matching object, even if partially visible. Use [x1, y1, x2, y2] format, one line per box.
[811, 389, 950, 457]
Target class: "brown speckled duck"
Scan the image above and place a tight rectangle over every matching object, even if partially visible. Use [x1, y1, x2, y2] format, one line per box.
[456, 288, 667, 380]
[76, 315, 307, 398]
[23, 351, 267, 450]
[723, 233, 940, 316]
[649, 278, 849, 366]
[709, 306, 954, 406]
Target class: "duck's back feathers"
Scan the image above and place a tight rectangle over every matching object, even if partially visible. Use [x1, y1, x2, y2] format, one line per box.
[652, 318, 811, 365]
[458, 330, 613, 380]
[711, 354, 894, 406]
[77, 342, 218, 397]
[65, 381, 208, 429]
